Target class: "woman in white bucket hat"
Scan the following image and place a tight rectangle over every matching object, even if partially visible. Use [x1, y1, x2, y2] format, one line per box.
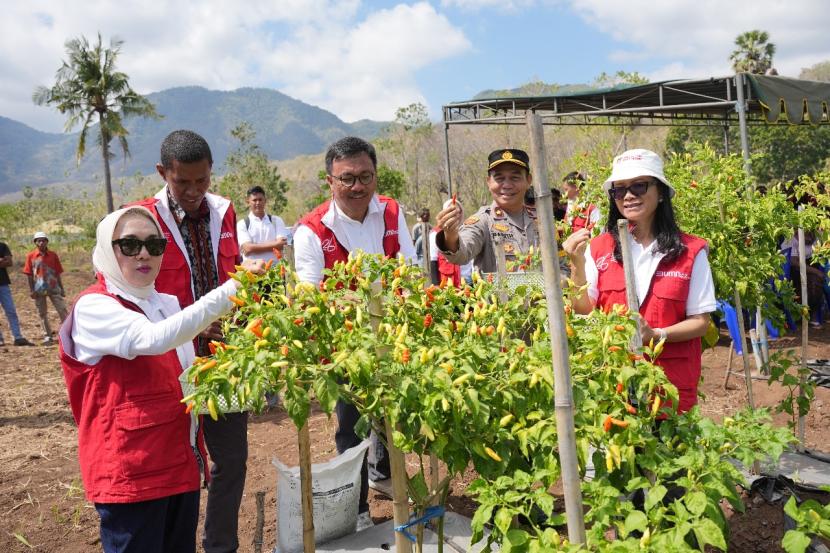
[563, 149, 716, 414]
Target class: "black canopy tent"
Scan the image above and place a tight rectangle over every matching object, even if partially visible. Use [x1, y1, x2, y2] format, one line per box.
[440, 73, 830, 193]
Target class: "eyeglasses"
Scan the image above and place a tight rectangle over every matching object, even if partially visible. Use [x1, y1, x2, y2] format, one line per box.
[608, 180, 654, 200]
[330, 172, 375, 188]
[112, 237, 168, 257]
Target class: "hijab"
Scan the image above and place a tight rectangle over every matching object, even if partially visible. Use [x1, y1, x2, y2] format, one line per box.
[92, 206, 164, 300]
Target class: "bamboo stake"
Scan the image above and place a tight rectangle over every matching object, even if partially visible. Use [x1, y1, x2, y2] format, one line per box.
[298, 422, 315, 553]
[526, 112, 586, 546]
[615, 220, 642, 351]
[254, 491, 265, 553]
[419, 224, 441, 496]
[369, 282, 412, 553]
[797, 215, 809, 450]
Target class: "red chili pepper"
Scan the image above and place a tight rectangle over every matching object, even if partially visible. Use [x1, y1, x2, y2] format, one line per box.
[401, 348, 411, 363]
[252, 292, 262, 303]
[272, 247, 283, 260]
[625, 403, 637, 415]
[608, 345, 622, 353]
[264, 259, 274, 271]
[423, 313, 433, 329]
[293, 318, 304, 326]
[451, 193, 457, 206]
[615, 382, 624, 394]
[208, 341, 217, 355]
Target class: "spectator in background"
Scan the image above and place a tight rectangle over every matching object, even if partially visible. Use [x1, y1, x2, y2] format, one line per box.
[23, 231, 67, 345]
[237, 185, 289, 263]
[563, 171, 600, 233]
[412, 208, 431, 264]
[0, 240, 34, 346]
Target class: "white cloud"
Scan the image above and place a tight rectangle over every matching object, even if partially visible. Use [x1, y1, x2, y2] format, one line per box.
[570, 0, 830, 81]
[0, 0, 470, 131]
[440, 0, 538, 9]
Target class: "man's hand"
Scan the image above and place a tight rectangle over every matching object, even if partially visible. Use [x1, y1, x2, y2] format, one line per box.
[274, 236, 288, 250]
[241, 258, 266, 275]
[199, 321, 223, 341]
[436, 202, 464, 252]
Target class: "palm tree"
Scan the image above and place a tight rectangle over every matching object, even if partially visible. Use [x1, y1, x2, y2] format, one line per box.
[33, 33, 159, 212]
[729, 30, 776, 75]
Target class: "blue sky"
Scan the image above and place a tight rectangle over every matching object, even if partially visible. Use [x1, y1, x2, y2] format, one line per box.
[2, 0, 828, 133]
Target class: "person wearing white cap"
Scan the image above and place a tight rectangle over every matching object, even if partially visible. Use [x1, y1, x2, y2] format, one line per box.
[563, 149, 716, 414]
[23, 231, 68, 344]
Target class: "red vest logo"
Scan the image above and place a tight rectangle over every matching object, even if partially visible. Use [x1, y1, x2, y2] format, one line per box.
[321, 237, 337, 253]
[384, 229, 398, 238]
[655, 270, 690, 280]
[220, 231, 234, 240]
[595, 253, 611, 271]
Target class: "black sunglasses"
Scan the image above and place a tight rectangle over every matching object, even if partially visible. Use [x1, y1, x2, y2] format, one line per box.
[608, 180, 654, 200]
[112, 237, 168, 257]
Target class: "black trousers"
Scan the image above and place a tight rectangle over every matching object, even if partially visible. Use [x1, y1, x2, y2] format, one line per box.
[335, 399, 390, 513]
[202, 412, 248, 553]
[96, 490, 200, 553]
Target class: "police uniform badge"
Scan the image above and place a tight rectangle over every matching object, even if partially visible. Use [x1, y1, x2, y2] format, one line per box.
[463, 215, 480, 226]
[493, 207, 505, 218]
[503, 243, 515, 253]
[492, 223, 509, 232]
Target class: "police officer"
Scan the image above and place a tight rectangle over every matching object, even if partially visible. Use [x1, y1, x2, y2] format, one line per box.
[435, 148, 540, 273]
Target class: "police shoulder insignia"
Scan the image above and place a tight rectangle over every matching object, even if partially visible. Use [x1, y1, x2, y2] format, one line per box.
[493, 208, 505, 218]
[492, 223, 510, 232]
[464, 215, 480, 225]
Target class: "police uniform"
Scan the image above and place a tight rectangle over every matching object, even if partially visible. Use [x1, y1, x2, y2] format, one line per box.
[437, 149, 541, 274]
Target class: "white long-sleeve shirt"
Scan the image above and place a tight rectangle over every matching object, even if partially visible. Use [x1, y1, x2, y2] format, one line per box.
[293, 195, 417, 283]
[69, 279, 238, 367]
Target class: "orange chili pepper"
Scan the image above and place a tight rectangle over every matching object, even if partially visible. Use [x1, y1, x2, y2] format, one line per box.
[229, 295, 245, 307]
[272, 247, 283, 260]
[264, 259, 274, 271]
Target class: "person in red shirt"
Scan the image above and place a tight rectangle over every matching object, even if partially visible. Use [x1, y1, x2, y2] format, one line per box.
[23, 231, 67, 345]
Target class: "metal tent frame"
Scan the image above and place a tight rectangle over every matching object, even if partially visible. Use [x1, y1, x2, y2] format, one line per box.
[441, 73, 830, 192]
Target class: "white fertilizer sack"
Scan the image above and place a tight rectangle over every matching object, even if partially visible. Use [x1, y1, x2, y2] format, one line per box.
[273, 439, 370, 553]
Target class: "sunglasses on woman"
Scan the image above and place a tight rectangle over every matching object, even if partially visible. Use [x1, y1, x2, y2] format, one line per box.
[112, 237, 168, 257]
[608, 179, 654, 200]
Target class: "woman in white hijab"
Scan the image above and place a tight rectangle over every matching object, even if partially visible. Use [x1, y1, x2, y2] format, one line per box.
[59, 206, 263, 553]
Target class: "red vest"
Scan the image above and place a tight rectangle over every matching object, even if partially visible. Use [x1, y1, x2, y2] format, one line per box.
[570, 204, 597, 233]
[132, 195, 239, 309]
[591, 232, 707, 413]
[59, 278, 206, 503]
[432, 225, 461, 286]
[299, 196, 401, 269]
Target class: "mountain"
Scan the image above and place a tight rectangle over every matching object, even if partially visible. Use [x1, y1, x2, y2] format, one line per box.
[0, 86, 390, 197]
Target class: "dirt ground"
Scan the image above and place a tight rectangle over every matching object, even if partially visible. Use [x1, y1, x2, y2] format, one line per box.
[0, 254, 828, 552]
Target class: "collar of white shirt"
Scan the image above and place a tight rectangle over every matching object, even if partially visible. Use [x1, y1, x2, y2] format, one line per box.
[323, 194, 383, 227]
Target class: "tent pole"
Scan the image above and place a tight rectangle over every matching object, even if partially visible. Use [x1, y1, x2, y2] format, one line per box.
[734, 73, 752, 179]
[526, 112, 586, 546]
[443, 123, 453, 197]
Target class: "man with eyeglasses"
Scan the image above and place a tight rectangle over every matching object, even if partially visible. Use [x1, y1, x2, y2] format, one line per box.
[435, 149, 540, 274]
[293, 136, 416, 530]
[133, 129, 246, 553]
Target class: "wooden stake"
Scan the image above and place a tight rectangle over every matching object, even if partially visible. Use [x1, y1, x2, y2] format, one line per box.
[298, 422, 315, 553]
[369, 282, 412, 553]
[797, 216, 809, 450]
[254, 491, 265, 553]
[385, 418, 413, 553]
[526, 112, 586, 546]
[616, 220, 642, 351]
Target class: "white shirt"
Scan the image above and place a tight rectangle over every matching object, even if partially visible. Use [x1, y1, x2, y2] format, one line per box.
[293, 195, 417, 283]
[67, 279, 238, 367]
[429, 230, 473, 281]
[583, 236, 716, 316]
[237, 212, 289, 262]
